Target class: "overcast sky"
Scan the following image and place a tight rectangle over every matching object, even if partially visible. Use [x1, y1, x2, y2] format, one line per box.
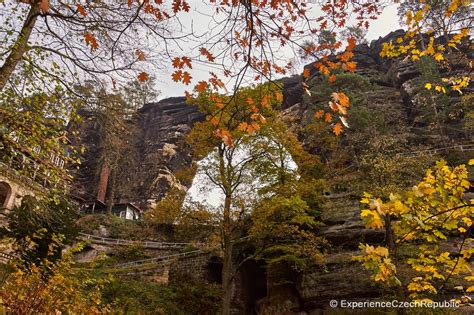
[157, 2, 402, 98]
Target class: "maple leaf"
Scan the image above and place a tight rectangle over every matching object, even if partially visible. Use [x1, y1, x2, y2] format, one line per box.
[216, 128, 234, 147]
[135, 49, 146, 61]
[138, 72, 149, 82]
[324, 112, 332, 122]
[344, 61, 357, 72]
[182, 71, 192, 85]
[172, 0, 181, 13]
[199, 48, 215, 62]
[315, 109, 325, 119]
[210, 116, 219, 126]
[333, 122, 343, 136]
[261, 95, 270, 108]
[338, 92, 350, 107]
[181, 56, 192, 69]
[347, 37, 356, 51]
[84, 32, 99, 50]
[76, 4, 87, 17]
[172, 70, 183, 82]
[172, 57, 183, 69]
[238, 122, 248, 132]
[182, 1, 190, 12]
[303, 68, 311, 79]
[195, 81, 208, 93]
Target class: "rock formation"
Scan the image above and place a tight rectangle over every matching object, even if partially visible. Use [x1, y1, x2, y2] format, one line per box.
[71, 30, 473, 313]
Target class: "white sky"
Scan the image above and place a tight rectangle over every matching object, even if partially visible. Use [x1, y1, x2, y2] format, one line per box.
[157, 2, 402, 98]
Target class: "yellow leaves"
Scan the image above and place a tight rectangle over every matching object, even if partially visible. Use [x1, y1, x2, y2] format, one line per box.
[424, 83, 432, 90]
[408, 280, 437, 294]
[354, 244, 398, 285]
[275, 91, 283, 103]
[434, 85, 446, 93]
[434, 53, 443, 62]
[361, 209, 384, 229]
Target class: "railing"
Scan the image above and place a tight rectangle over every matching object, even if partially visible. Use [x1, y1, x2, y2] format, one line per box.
[112, 249, 207, 270]
[78, 232, 195, 250]
[0, 252, 16, 264]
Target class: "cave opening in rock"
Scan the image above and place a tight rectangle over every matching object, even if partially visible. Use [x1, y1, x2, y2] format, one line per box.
[206, 256, 223, 284]
[239, 259, 267, 315]
[0, 181, 12, 210]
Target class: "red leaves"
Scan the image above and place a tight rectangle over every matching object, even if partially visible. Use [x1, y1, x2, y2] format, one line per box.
[171, 57, 192, 85]
[173, 56, 192, 69]
[135, 49, 146, 61]
[171, 70, 192, 85]
[39, 0, 49, 13]
[84, 32, 98, 51]
[199, 48, 215, 62]
[76, 4, 87, 17]
[195, 81, 208, 93]
[182, 71, 192, 85]
[172, 0, 190, 13]
[172, 70, 183, 82]
[138, 72, 149, 82]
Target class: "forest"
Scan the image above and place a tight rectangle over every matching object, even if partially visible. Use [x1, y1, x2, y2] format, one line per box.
[0, 0, 473, 314]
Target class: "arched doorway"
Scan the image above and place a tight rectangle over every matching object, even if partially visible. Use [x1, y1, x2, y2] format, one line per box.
[0, 181, 12, 210]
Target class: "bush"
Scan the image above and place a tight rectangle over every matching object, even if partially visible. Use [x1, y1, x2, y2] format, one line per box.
[102, 278, 220, 314]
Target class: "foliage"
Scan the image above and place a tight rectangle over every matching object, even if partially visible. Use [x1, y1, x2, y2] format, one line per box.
[76, 214, 164, 241]
[102, 278, 220, 315]
[382, 1, 471, 95]
[0, 86, 80, 193]
[0, 195, 79, 264]
[0, 244, 109, 314]
[251, 195, 326, 271]
[354, 159, 474, 300]
[145, 189, 217, 242]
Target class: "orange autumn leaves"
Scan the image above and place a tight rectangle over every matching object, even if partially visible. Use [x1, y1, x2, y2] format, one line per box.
[314, 92, 350, 136]
[304, 37, 357, 136]
[204, 89, 282, 147]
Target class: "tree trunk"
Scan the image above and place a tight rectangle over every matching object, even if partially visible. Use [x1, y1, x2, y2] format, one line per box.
[0, 3, 39, 91]
[107, 167, 117, 215]
[221, 194, 233, 315]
